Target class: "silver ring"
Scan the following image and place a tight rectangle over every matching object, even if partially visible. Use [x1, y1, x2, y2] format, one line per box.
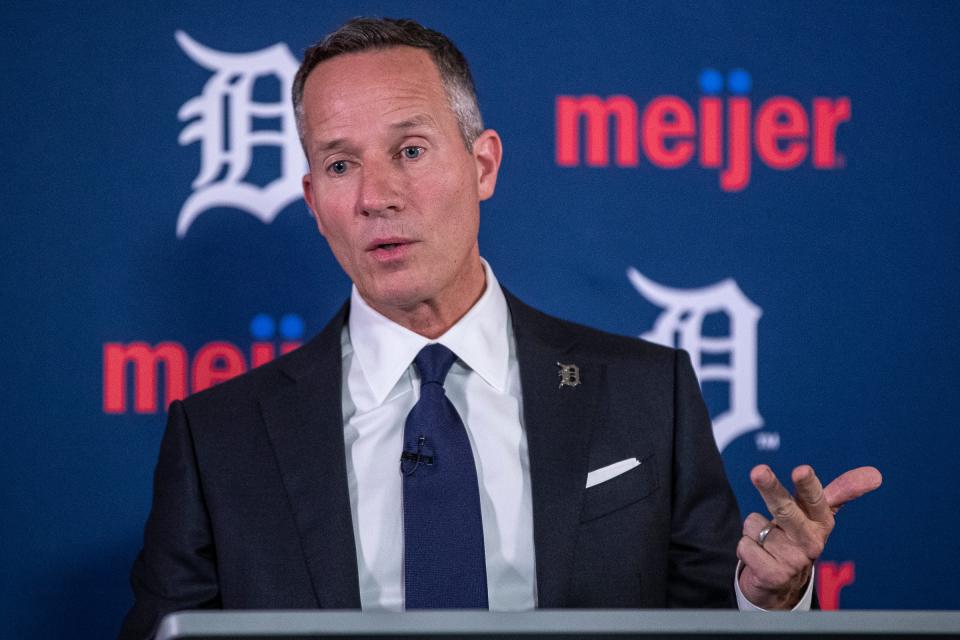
[757, 524, 774, 547]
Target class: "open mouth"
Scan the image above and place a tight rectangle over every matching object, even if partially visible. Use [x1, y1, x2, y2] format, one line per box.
[367, 239, 415, 260]
[368, 238, 413, 252]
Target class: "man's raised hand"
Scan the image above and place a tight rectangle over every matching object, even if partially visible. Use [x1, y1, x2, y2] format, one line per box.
[737, 464, 882, 610]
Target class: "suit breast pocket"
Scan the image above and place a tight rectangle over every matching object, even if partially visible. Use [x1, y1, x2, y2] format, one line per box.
[579, 454, 659, 523]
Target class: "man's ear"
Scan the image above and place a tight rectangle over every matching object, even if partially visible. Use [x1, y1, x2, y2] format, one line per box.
[302, 173, 326, 236]
[473, 129, 502, 201]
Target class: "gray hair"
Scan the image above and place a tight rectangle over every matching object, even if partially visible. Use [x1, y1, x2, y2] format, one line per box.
[292, 17, 484, 151]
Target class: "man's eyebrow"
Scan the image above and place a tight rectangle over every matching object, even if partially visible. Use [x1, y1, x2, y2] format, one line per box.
[390, 114, 439, 131]
[309, 116, 439, 154]
[312, 138, 349, 154]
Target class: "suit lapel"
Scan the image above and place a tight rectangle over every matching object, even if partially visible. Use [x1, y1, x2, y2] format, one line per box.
[260, 303, 361, 608]
[506, 292, 604, 607]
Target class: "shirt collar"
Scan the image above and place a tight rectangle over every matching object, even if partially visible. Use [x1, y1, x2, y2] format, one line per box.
[347, 259, 511, 407]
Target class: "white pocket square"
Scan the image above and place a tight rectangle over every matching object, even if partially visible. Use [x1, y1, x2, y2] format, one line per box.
[585, 457, 641, 488]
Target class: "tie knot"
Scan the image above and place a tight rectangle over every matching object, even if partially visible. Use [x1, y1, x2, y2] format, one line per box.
[414, 343, 458, 387]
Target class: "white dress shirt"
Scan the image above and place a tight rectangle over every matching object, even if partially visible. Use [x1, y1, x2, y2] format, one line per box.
[339, 260, 811, 612]
[340, 260, 537, 611]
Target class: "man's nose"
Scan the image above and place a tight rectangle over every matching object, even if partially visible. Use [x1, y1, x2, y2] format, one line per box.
[358, 161, 403, 216]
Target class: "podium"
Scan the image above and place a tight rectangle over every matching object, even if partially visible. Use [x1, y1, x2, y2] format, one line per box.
[156, 610, 960, 639]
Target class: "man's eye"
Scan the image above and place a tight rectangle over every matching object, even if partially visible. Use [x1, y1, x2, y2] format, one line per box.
[328, 160, 348, 175]
[401, 146, 423, 159]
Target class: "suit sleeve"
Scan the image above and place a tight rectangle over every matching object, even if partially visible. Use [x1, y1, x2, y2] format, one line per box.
[118, 400, 220, 640]
[666, 349, 742, 608]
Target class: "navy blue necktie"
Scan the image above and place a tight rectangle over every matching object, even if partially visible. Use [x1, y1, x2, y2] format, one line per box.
[401, 343, 488, 609]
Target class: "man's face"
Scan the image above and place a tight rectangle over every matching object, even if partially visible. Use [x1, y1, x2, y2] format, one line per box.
[300, 46, 501, 321]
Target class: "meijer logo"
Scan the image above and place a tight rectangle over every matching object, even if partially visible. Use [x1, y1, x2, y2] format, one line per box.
[103, 314, 303, 414]
[556, 68, 851, 191]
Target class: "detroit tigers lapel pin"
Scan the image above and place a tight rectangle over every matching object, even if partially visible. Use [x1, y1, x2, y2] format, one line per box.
[557, 362, 581, 388]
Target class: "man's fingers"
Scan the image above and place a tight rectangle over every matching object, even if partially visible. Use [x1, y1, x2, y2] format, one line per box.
[737, 534, 809, 594]
[742, 512, 775, 557]
[742, 512, 771, 541]
[791, 465, 832, 523]
[737, 536, 781, 581]
[750, 465, 806, 533]
[823, 466, 883, 511]
[742, 512, 816, 566]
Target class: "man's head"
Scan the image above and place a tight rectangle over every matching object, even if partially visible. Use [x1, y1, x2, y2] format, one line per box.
[293, 17, 484, 152]
[295, 18, 502, 336]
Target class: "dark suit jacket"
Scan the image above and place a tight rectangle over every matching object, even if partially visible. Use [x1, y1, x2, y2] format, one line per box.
[119, 291, 741, 639]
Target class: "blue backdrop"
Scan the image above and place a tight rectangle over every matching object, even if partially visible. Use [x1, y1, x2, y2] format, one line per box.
[3, 2, 959, 638]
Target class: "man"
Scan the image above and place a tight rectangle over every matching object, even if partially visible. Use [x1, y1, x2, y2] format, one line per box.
[120, 17, 881, 639]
